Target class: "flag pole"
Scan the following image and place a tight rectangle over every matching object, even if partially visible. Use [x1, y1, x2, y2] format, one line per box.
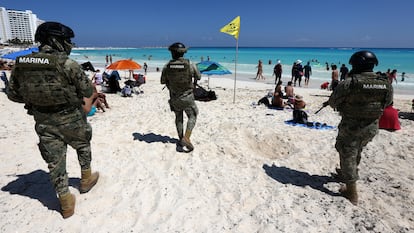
[233, 39, 238, 104]
[219, 16, 240, 103]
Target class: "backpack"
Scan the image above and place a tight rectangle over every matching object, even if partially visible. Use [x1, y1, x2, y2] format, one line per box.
[194, 85, 217, 101]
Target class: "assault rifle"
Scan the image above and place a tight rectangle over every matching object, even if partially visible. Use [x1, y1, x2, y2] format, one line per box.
[315, 101, 329, 114]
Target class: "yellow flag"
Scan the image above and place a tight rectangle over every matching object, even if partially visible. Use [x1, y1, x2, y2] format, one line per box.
[220, 16, 240, 40]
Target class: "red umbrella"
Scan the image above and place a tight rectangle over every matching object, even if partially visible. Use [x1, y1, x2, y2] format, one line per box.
[107, 59, 141, 70]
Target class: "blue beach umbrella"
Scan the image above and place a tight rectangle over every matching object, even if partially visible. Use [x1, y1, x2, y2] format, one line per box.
[196, 61, 231, 88]
[1, 47, 39, 60]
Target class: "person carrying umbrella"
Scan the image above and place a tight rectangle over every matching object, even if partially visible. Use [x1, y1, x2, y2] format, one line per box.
[161, 42, 201, 152]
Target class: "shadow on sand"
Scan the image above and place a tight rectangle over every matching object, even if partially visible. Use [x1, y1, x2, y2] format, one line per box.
[1, 169, 80, 213]
[262, 164, 340, 196]
[132, 132, 178, 144]
[132, 132, 192, 153]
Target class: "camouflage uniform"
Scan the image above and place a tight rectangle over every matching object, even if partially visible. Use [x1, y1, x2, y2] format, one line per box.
[328, 72, 392, 183]
[7, 45, 94, 195]
[161, 57, 201, 139]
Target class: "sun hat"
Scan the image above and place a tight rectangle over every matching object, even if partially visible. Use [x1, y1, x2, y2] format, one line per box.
[296, 59, 302, 64]
[295, 95, 304, 102]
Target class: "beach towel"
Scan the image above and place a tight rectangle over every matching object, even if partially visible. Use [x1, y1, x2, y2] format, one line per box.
[285, 120, 335, 130]
[268, 106, 285, 110]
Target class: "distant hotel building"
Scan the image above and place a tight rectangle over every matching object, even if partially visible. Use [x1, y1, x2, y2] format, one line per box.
[0, 7, 44, 45]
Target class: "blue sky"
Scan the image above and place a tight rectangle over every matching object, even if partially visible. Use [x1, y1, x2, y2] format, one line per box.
[2, 0, 414, 48]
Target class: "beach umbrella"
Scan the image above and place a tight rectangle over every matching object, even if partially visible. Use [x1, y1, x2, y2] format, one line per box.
[1, 47, 39, 60]
[196, 61, 232, 88]
[106, 59, 141, 70]
[106, 59, 142, 79]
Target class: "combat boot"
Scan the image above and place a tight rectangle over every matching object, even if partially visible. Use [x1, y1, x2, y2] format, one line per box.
[331, 167, 344, 182]
[59, 192, 75, 219]
[181, 130, 194, 152]
[339, 182, 358, 205]
[80, 168, 99, 194]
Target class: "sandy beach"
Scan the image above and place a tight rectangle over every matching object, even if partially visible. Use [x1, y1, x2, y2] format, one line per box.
[0, 71, 413, 233]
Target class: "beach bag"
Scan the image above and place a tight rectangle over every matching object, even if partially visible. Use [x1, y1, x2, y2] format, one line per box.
[194, 85, 217, 101]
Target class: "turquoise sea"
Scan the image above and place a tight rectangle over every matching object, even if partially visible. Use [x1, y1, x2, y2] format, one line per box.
[70, 47, 414, 94]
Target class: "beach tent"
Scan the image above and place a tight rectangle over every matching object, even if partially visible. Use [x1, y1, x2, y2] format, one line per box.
[1, 47, 39, 60]
[196, 61, 231, 88]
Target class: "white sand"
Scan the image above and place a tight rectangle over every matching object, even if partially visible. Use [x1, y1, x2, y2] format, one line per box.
[0, 72, 413, 233]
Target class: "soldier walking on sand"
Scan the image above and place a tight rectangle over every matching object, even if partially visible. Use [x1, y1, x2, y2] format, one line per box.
[161, 42, 201, 152]
[7, 22, 99, 218]
[324, 51, 392, 205]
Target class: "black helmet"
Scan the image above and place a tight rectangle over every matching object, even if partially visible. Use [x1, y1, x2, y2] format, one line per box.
[168, 42, 188, 53]
[349, 51, 378, 67]
[35, 22, 74, 55]
[35, 22, 74, 44]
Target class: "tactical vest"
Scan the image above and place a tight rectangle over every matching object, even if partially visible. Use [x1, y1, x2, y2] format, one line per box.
[13, 53, 77, 107]
[165, 59, 193, 94]
[339, 73, 390, 118]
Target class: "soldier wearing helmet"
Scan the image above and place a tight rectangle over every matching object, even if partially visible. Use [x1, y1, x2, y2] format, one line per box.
[34, 21, 75, 55]
[323, 51, 392, 205]
[7, 22, 99, 218]
[161, 42, 201, 152]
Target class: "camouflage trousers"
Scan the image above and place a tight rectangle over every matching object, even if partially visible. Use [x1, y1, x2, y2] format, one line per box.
[169, 93, 198, 139]
[335, 117, 379, 183]
[35, 111, 92, 196]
